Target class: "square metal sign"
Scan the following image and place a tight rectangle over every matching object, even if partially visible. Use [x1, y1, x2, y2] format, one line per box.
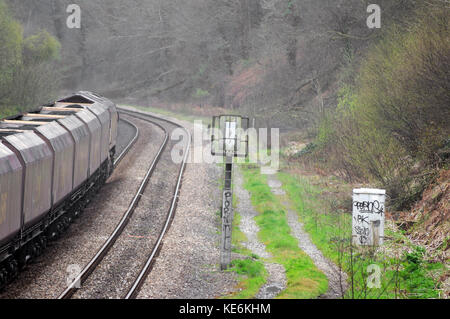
[211, 115, 249, 157]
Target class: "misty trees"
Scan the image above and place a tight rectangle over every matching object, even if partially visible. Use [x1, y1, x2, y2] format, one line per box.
[3, 0, 429, 130]
[3, 0, 317, 115]
[0, 1, 60, 116]
[0, 1, 22, 104]
[5, 0, 266, 105]
[311, 2, 449, 208]
[3, 0, 447, 210]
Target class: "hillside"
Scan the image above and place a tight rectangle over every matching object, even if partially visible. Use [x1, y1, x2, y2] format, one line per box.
[0, 0, 448, 299]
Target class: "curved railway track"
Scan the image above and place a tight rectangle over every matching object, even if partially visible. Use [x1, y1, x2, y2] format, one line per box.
[114, 117, 139, 167]
[59, 108, 191, 299]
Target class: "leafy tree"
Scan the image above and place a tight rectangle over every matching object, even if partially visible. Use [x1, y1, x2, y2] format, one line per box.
[0, 0, 22, 106]
[23, 30, 60, 66]
[0, 0, 60, 117]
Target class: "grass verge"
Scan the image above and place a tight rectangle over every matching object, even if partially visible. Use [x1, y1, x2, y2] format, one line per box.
[223, 178, 268, 299]
[278, 171, 446, 299]
[239, 164, 328, 298]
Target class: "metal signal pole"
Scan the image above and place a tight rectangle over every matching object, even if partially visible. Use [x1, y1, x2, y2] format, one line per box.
[211, 115, 249, 270]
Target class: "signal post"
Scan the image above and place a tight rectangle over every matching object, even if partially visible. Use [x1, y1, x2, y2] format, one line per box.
[211, 115, 249, 270]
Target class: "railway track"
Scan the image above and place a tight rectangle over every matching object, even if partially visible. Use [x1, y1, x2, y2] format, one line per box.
[114, 117, 139, 167]
[59, 108, 191, 299]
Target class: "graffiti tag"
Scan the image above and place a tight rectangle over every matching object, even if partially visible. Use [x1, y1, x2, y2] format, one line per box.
[354, 200, 384, 215]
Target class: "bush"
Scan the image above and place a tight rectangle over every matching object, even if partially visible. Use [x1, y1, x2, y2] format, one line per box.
[359, 8, 449, 162]
[291, 142, 317, 159]
[192, 88, 210, 99]
[400, 246, 442, 299]
[0, 0, 60, 117]
[311, 4, 449, 209]
[23, 30, 60, 65]
[0, 0, 22, 101]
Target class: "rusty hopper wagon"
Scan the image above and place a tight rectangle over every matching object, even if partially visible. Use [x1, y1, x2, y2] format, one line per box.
[0, 92, 118, 289]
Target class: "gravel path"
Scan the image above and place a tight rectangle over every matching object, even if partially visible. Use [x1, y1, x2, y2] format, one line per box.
[266, 174, 348, 299]
[234, 167, 287, 299]
[0, 114, 162, 299]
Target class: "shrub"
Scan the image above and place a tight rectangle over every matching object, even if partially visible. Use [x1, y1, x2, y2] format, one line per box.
[0, 0, 60, 117]
[310, 4, 449, 209]
[23, 31, 60, 65]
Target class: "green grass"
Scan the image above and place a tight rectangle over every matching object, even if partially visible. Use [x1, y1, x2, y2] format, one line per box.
[231, 212, 253, 256]
[277, 171, 446, 299]
[220, 153, 445, 299]
[225, 258, 267, 299]
[278, 172, 351, 265]
[240, 164, 328, 298]
[223, 176, 269, 298]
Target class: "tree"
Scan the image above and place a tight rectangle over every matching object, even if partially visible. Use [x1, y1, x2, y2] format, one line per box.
[0, 0, 22, 104]
[0, 0, 60, 117]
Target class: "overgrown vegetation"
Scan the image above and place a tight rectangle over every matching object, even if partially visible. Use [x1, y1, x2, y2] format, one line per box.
[278, 171, 446, 298]
[226, 258, 267, 299]
[239, 164, 328, 298]
[0, 0, 60, 118]
[308, 4, 449, 210]
[223, 170, 268, 299]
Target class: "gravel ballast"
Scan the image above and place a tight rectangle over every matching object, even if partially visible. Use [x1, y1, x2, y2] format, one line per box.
[73, 114, 184, 299]
[132, 110, 239, 299]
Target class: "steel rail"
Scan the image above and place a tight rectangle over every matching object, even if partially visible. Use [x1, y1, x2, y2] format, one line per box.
[113, 117, 139, 167]
[117, 107, 191, 299]
[58, 112, 169, 299]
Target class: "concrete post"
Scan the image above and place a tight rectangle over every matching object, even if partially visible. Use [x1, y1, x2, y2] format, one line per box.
[220, 156, 234, 270]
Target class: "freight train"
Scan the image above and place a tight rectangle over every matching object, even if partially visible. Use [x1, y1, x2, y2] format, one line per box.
[0, 91, 118, 289]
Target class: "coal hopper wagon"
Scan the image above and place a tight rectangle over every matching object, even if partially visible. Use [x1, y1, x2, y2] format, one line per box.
[0, 92, 118, 289]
